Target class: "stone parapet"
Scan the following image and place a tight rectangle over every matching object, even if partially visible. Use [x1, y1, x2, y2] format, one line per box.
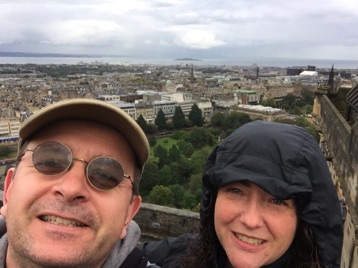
[314, 94, 357, 268]
[134, 202, 200, 242]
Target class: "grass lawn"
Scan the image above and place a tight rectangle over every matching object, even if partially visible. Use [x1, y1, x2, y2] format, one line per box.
[152, 137, 177, 152]
[149, 137, 179, 162]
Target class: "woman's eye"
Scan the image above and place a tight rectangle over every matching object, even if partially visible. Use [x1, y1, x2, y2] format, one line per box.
[227, 188, 242, 195]
[269, 198, 285, 205]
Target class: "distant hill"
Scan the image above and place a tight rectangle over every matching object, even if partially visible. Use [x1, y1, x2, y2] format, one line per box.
[0, 51, 118, 58]
[174, 58, 202, 61]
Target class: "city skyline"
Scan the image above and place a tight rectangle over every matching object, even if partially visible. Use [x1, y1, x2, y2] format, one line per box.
[1, 0, 358, 61]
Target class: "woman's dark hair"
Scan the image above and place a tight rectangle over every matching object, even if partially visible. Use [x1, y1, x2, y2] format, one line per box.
[182, 189, 321, 268]
[182, 190, 218, 268]
[289, 221, 321, 267]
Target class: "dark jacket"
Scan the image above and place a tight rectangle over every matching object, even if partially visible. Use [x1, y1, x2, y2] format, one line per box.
[141, 121, 343, 267]
[0, 217, 152, 268]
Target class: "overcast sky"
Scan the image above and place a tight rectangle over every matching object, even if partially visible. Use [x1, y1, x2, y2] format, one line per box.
[1, 0, 358, 61]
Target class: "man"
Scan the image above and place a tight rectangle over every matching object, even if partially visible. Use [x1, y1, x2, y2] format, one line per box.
[0, 99, 152, 267]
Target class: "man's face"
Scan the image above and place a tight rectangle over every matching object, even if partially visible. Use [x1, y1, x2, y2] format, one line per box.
[1, 120, 141, 268]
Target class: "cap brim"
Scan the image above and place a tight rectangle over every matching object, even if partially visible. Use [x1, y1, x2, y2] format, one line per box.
[19, 99, 149, 168]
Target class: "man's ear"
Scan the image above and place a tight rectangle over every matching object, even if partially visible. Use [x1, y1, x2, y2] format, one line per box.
[0, 167, 15, 216]
[119, 195, 142, 239]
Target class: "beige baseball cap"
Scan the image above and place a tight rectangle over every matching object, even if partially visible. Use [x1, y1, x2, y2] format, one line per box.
[19, 98, 149, 168]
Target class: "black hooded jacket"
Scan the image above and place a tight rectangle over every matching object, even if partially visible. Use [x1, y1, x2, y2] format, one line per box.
[141, 121, 343, 267]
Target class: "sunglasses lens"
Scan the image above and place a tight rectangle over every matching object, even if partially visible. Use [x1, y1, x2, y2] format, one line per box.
[30, 142, 126, 191]
[87, 157, 124, 190]
[32, 142, 71, 175]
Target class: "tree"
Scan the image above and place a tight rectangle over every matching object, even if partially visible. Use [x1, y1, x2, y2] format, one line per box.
[155, 109, 167, 130]
[189, 174, 203, 195]
[136, 114, 148, 133]
[182, 192, 197, 209]
[188, 103, 204, 127]
[168, 184, 186, 208]
[169, 158, 194, 185]
[295, 117, 318, 140]
[0, 146, 11, 158]
[274, 117, 318, 141]
[171, 130, 189, 140]
[172, 106, 186, 129]
[176, 140, 194, 157]
[177, 158, 194, 182]
[292, 106, 301, 115]
[188, 173, 202, 201]
[190, 146, 212, 174]
[169, 144, 181, 162]
[304, 105, 313, 115]
[224, 111, 251, 131]
[166, 121, 175, 130]
[147, 136, 157, 147]
[153, 144, 169, 169]
[158, 165, 172, 186]
[146, 123, 158, 134]
[281, 94, 297, 110]
[274, 118, 295, 125]
[295, 116, 311, 128]
[149, 185, 174, 207]
[186, 127, 214, 148]
[140, 161, 160, 196]
[261, 98, 277, 108]
[185, 119, 193, 128]
[210, 112, 225, 128]
[302, 90, 314, 105]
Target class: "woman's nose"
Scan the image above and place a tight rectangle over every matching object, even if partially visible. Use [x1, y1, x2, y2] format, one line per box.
[239, 199, 264, 229]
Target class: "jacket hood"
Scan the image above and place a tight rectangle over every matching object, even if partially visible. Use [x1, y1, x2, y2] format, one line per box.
[201, 121, 343, 266]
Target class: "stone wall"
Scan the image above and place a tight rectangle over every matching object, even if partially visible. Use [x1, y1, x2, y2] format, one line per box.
[314, 94, 358, 268]
[134, 202, 200, 242]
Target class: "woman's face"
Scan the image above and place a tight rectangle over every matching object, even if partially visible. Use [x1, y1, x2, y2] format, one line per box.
[214, 181, 297, 268]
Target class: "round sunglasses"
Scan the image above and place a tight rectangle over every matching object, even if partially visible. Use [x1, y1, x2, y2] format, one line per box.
[18, 141, 133, 191]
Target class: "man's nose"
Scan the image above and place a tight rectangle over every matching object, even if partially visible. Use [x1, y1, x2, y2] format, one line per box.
[51, 160, 91, 202]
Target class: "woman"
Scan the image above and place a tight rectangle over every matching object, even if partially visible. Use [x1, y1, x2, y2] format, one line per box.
[141, 121, 343, 267]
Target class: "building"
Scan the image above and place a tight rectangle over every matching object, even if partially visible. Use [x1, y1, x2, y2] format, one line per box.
[299, 70, 319, 85]
[152, 100, 177, 119]
[232, 89, 260, 104]
[134, 101, 155, 123]
[161, 92, 192, 102]
[105, 100, 136, 119]
[96, 95, 121, 101]
[197, 101, 214, 121]
[236, 104, 288, 121]
[177, 100, 196, 116]
[0, 117, 20, 137]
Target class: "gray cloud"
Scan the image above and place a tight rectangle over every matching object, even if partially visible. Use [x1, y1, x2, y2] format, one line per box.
[0, 0, 358, 60]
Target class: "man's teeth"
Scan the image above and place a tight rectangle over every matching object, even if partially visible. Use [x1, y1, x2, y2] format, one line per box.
[236, 234, 264, 245]
[41, 215, 85, 227]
